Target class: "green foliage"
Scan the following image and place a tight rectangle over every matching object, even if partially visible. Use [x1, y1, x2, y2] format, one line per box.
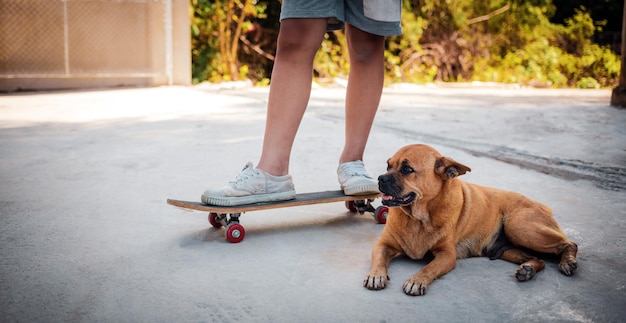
[191, 0, 274, 84]
[313, 32, 350, 81]
[190, 0, 217, 83]
[191, 0, 621, 88]
[385, 4, 430, 83]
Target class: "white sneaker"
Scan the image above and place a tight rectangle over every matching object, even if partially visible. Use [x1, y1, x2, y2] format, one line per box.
[337, 160, 379, 195]
[202, 162, 296, 206]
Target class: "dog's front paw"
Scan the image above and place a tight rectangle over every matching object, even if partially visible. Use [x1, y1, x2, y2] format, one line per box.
[363, 273, 389, 290]
[402, 277, 429, 296]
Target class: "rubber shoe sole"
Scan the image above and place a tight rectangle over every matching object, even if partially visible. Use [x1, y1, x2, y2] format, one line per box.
[342, 182, 379, 196]
[201, 190, 296, 206]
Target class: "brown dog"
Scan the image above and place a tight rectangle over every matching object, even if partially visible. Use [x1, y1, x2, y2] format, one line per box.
[364, 144, 578, 296]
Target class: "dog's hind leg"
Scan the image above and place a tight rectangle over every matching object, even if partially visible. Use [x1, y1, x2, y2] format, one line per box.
[499, 248, 545, 281]
[504, 207, 578, 278]
[557, 242, 578, 276]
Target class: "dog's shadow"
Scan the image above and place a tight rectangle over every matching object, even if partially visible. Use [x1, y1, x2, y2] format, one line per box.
[385, 251, 567, 286]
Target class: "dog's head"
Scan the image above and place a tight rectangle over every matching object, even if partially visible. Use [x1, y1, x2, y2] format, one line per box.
[378, 144, 471, 207]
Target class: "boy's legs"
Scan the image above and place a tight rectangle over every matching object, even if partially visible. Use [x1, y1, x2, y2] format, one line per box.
[259, 20, 385, 174]
[202, 0, 398, 204]
[201, 19, 328, 206]
[260, 21, 384, 196]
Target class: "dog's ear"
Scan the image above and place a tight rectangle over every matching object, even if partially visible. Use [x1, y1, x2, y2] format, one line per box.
[435, 157, 471, 180]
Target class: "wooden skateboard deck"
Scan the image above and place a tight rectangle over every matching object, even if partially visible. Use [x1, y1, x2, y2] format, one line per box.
[167, 190, 387, 243]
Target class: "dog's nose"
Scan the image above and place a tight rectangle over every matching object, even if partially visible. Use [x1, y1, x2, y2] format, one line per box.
[378, 174, 390, 183]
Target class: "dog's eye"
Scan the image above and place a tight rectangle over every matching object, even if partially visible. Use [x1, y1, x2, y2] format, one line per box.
[401, 165, 415, 174]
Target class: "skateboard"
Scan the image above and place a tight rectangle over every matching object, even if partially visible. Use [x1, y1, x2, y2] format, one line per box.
[167, 190, 388, 243]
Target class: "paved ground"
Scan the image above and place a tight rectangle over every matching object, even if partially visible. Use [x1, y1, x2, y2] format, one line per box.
[1, 84, 625, 322]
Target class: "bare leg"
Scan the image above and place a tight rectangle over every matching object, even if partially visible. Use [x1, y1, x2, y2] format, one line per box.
[256, 19, 328, 176]
[339, 24, 385, 164]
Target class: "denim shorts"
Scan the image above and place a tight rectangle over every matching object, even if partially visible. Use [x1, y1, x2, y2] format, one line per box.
[280, 0, 402, 36]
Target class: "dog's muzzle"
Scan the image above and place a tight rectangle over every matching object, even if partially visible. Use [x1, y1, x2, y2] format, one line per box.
[378, 174, 417, 206]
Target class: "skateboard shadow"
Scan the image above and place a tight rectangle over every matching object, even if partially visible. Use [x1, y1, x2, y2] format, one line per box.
[176, 227, 226, 248]
[176, 211, 379, 246]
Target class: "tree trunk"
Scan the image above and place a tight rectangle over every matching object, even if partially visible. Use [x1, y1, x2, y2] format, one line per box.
[610, 0, 626, 108]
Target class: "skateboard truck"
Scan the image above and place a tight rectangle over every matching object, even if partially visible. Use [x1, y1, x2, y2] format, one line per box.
[209, 212, 246, 243]
[346, 198, 388, 224]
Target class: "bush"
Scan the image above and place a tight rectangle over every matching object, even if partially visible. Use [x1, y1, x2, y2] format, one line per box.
[191, 0, 621, 88]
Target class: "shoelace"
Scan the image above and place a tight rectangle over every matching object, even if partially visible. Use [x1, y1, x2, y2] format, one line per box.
[230, 163, 260, 185]
[342, 164, 370, 178]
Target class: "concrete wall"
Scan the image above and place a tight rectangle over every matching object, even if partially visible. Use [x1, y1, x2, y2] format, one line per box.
[0, 0, 190, 92]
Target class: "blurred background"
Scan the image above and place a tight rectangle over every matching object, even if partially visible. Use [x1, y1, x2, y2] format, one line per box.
[0, 0, 623, 92]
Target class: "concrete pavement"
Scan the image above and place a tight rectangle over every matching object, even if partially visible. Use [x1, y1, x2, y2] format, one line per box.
[1, 85, 625, 322]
